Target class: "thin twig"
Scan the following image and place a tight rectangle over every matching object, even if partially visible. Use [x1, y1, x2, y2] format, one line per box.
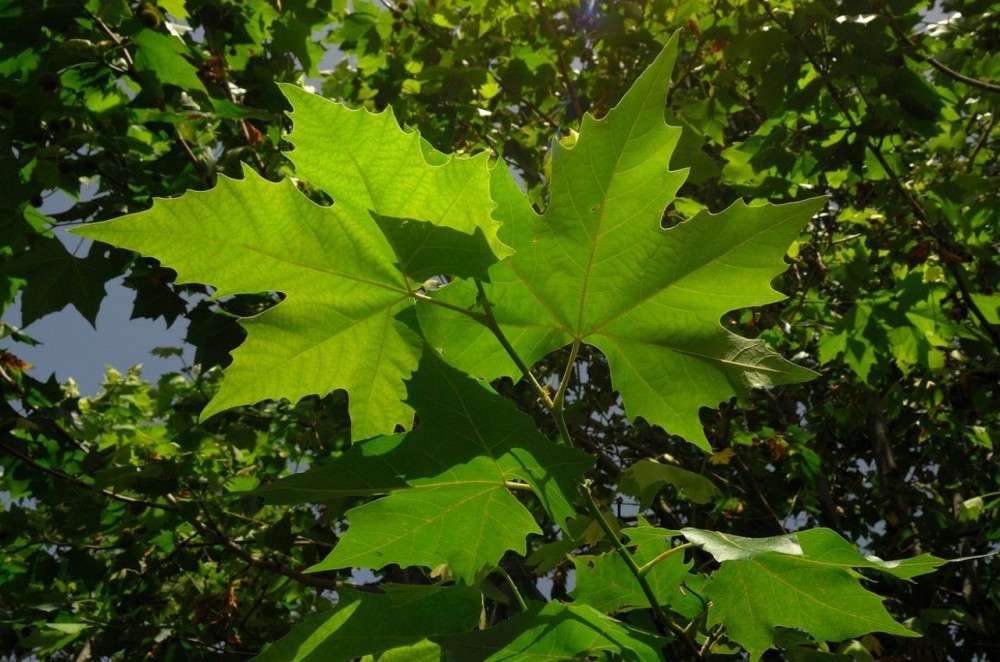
[0, 439, 178, 513]
[880, 8, 1000, 94]
[535, 0, 584, 119]
[165, 495, 341, 590]
[493, 566, 528, 611]
[638, 542, 693, 577]
[90, 11, 210, 182]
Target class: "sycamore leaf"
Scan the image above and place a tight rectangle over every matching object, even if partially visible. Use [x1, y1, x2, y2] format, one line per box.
[418, 32, 822, 450]
[75, 84, 510, 438]
[572, 524, 704, 618]
[3, 238, 118, 327]
[442, 602, 665, 661]
[620, 458, 721, 506]
[681, 527, 926, 659]
[252, 584, 480, 662]
[371, 213, 498, 282]
[257, 350, 590, 582]
[74, 168, 423, 439]
[279, 84, 512, 262]
[132, 28, 207, 94]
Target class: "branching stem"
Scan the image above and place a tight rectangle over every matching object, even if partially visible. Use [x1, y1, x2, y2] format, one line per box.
[582, 482, 702, 657]
[473, 279, 554, 408]
[759, 0, 1000, 353]
[638, 542, 693, 577]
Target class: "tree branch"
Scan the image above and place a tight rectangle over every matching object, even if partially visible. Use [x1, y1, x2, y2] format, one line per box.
[165, 495, 342, 591]
[0, 439, 178, 513]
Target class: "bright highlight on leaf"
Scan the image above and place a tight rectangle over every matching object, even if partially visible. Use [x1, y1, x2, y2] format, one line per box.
[74, 167, 426, 439]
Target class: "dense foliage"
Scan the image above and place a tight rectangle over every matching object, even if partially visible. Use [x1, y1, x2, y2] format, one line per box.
[2, 1, 998, 660]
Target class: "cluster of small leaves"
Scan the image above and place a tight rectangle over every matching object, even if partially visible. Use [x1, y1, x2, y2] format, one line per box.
[2, 0, 999, 660]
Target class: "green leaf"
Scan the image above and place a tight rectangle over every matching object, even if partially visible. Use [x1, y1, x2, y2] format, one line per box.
[572, 524, 702, 617]
[259, 350, 590, 582]
[681, 527, 925, 659]
[3, 238, 118, 327]
[681, 527, 948, 579]
[74, 167, 422, 439]
[253, 584, 481, 662]
[419, 33, 821, 450]
[620, 458, 721, 506]
[132, 28, 207, 94]
[443, 602, 665, 661]
[371, 213, 498, 282]
[279, 84, 512, 262]
[971, 293, 1000, 325]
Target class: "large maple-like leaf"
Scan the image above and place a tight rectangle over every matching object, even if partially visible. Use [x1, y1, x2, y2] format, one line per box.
[442, 602, 665, 661]
[680, 527, 936, 659]
[73, 82, 507, 438]
[74, 168, 422, 438]
[252, 584, 481, 662]
[259, 350, 591, 583]
[418, 33, 823, 449]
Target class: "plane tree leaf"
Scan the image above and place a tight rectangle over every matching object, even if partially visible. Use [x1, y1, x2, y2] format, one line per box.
[74, 83, 513, 438]
[681, 527, 926, 659]
[258, 349, 591, 583]
[3, 237, 119, 327]
[417, 32, 823, 450]
[442, 602, 666, 661]
[681, 527, 948, 579]
[620, 458, 721, 506]
[252, 584, 481, 662]
[73, 167, 425, 439]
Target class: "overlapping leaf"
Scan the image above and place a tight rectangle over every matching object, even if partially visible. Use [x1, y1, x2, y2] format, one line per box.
[572, 524, 703, 617]
[253, 584, 481, 662]
[442, 602, 665, 661]
[681, 527, 932, 659]
[259, 350, 591, 583]
[419, 33, 823, 449]
[620, 458, 721, 506]
[73, 83, 508, 437]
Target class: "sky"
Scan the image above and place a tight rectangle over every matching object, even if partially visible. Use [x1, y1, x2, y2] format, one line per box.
[2, 193, 192, 396]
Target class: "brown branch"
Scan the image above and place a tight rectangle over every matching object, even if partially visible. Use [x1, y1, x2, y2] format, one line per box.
[91, 12, 210, 182]
[0, 439, 178, 513]
[166, 495, 341, 591]
[966, 111, 996, 173]
[881, 9, 1000, 94]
